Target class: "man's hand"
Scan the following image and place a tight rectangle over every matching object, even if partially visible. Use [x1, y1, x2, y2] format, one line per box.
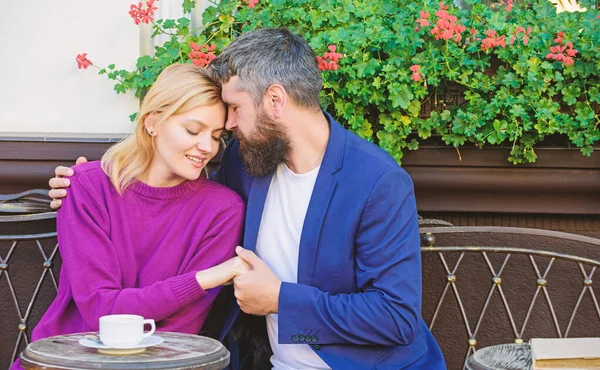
[233, 246, 282, 316]
[48, 156, 88, 209]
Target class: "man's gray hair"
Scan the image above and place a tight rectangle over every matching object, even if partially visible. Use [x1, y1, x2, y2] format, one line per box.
[210, 28, 323, 109]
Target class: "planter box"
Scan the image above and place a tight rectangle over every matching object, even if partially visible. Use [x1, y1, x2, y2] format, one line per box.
[402, 142, 600, 215]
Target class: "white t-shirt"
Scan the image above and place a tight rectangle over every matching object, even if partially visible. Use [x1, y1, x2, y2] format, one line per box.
[255, 162, 330, 370]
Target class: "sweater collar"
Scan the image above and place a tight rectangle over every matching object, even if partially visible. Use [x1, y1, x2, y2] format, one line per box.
[128, 177, 203, 200]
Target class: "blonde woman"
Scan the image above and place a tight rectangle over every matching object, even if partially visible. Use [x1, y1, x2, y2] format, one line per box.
[13, 64, 246, 369]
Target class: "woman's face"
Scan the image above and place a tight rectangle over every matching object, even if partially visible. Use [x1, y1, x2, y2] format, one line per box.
[148, 102, 226, 187]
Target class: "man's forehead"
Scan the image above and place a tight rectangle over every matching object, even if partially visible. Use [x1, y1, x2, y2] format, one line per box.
[221, 77, 246, 103]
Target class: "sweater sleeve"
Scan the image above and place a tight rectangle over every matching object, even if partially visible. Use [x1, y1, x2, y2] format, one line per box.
[56, 173, 206, 329]
[156, 199, 245, 333]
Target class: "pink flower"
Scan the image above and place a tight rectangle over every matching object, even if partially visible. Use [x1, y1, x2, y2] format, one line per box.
[317, 45, 343, 71]
[410, 65, 422, 82]
[188, 42, 217, 68]
[417, 11, 430, 27]
[129, 0, 157, 25]
[76, 53, 92, 69]
[243, 0, 259, 8]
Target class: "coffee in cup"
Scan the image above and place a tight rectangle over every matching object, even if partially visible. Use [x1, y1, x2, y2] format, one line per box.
[99, 314, 156, 348]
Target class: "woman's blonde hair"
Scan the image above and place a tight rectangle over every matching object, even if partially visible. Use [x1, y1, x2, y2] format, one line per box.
[101, 64, 223, 194]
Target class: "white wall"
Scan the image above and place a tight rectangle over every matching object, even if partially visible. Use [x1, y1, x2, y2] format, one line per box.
[0, 0, 209, 134]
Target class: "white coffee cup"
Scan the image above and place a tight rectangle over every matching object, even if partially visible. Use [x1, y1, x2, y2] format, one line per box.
[99, 314, 156, 348]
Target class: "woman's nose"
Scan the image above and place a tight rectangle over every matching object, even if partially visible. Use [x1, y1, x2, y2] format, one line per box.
[196, 135, 214, 154]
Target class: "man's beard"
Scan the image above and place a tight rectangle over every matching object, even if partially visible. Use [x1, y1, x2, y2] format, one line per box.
[233, 108, 291, 177]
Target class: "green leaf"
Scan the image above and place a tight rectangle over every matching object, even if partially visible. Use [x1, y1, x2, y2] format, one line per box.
[407, 139, 419, 150]
[388, 83, 413, 109]
[562, 85, 581, 106]
[589, 87, 600, 104]
[182, 0, 195, 13]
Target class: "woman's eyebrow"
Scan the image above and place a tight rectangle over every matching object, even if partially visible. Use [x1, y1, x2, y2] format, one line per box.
[183, 119, 207, 127]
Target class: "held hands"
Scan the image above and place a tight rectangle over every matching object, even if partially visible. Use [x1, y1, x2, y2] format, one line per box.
[233, 246, 282, 316]
[48, 156, 88, 209]
[195, 255, 250, 290]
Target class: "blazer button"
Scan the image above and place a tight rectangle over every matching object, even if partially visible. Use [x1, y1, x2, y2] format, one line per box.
[310, 344, 321, 350]
[298, 335, 306, 342]
[291, 335, 299, 342]
[313, 335, 319, 342]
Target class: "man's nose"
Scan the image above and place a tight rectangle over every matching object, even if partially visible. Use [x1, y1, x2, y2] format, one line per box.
[225, 117, 236, 131]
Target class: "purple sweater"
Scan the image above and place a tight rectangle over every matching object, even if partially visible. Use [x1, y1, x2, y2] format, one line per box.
[31, 161, 244, 341]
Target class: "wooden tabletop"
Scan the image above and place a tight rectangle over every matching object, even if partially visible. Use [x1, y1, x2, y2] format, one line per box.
[20, 332, 229, 370]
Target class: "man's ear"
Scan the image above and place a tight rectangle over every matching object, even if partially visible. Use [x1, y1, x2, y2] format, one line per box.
[144, 112, 158, 136]
[263, 84, 287, 119]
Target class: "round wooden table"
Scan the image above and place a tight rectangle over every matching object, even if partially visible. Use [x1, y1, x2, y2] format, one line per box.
[465, 343, 532, 370]
[20, 332, 229, 370]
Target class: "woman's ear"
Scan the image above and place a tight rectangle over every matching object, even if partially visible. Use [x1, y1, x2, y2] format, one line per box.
[144, 112, 158, 136]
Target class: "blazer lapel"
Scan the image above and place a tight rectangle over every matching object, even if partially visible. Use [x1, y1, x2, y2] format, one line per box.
[243, 172, 273, 252]
[297, 112, 346, 286]
[297, 171, 337, 285]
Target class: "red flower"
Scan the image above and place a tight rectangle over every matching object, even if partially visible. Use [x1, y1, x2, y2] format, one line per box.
[546, 33, 578, 66]
[504, 0, 513, 11]
[243, 0, 259, 8]
[129, 0, 157, 25]
[188, 42, 217, 68]
[76, 53, 92, 69]
[317, 45, 344, 71]
[481, 30, 506, 51]
[430, 3, 465, 43]
[554, 31, 564, 45]
[510, 26, 532, 45]
[416, 11, 430, 27]
[410, 65, 422, 82]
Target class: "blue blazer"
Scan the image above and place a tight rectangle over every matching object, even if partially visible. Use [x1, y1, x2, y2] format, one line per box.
[212, 112, 446, 369]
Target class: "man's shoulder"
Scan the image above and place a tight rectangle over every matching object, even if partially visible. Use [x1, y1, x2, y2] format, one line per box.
[341, 129, 408, 179]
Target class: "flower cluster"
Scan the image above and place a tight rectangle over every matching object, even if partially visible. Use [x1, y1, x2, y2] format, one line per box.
[481, 30, 507, 51]
[510, 26, 532, 45]
[129, 0, 158, 25]
[316, 45, 343, 71]
[504, 0, 514, 12]
[188, 42, 217, 68]
[545, 32, 578, 66]
[76, 54, 92, 70]
[430, 2, 466, 43]
[410, 65, 422, 82]
[243, 0, 259, 9]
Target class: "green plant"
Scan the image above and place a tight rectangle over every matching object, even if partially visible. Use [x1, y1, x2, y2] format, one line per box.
[77, 0, 600, 164]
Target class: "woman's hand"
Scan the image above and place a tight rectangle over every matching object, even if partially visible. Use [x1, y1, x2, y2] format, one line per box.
[195, 254, 251, 290]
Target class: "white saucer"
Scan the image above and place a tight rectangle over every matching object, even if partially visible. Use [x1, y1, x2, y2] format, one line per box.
[79, 335, 164, 355]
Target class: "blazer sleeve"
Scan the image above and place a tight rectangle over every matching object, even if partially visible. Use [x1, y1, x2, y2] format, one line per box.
[57, 173, 207, 330]
[277, 168, 422, 346]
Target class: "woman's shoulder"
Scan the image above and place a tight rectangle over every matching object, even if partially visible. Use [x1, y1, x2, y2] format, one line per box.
[68, 161, 111, 193]
[70, 161, 104, 179]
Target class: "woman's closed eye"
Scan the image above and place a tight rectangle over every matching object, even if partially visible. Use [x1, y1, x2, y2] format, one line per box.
[186, 128, 199, 136]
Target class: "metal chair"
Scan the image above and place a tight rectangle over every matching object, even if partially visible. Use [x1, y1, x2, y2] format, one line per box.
[0, 190, 58, 369]
[420, 226, 600, 369]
